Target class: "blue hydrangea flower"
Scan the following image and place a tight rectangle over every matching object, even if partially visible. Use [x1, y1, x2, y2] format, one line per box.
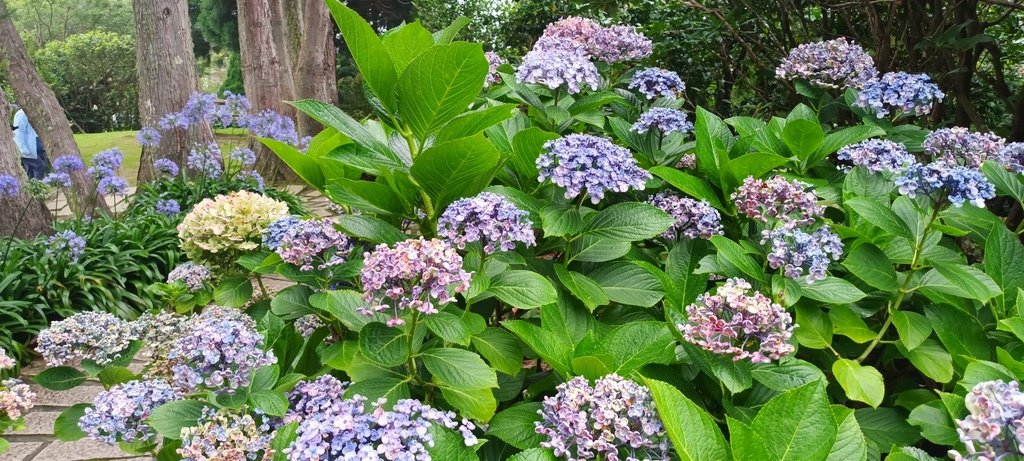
[52, 155, 84, 174]
[515, 47, 600, 95]
[276, 218, 353, 271]
[632, 108, 693, 135]
[776, 38, 877, 89]
[136, 127, 162, 147]
[649, 192, 723, 240]
[950, 380, 1024, 461]
[591, 25, 652, 63]
[168, 309, 275, 393]
[262, 215, 301, 251]
[46, 229, 86, 262]
[999, 142, 1024, 174]
[285, 375, 348, 424]
[629, 68, 686, 100]
[152, 158, 180, 178]
[538, 134, 651, 203]
[79, 379, 182, 445]
[836, 139, 915, 173]
[437, 192, 536, 253]
[166, 262, 212, 292]
[924, 127, 1006, 168]
[36, 311, 135, 366]
[762, 226, 844, 283]
[854, 72, 944, 118]
[895, 162, 995, 207]
[0, 175, 19, 197]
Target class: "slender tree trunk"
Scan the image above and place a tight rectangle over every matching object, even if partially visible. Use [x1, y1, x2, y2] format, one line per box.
[0, 0, 106, 215]
[294, 0, 337, 136]
[0, 91, 52, 238]
[133, 0, 215, 182]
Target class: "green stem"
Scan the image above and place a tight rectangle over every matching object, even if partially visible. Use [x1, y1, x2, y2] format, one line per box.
[255, 275, 269, 299]
[1, 204, 30, 268]
[405, 311, 426, 387]
[462, 253, 486, 318]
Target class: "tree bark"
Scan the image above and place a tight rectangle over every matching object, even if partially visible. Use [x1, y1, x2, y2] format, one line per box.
[133, 0, 215, 182]
[293, 0, 338, 136]
[0, 91, 52, 238]
[0, 0, 106, 216]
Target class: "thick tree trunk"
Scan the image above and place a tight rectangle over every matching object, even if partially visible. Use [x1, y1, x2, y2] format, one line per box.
[294, 0, 338, 137]
[0, 91, 52, 238]
[0, 0, 106, 215]
[133, 0, 215, 182]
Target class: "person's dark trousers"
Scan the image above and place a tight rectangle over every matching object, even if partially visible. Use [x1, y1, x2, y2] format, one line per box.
[21, 157, 48, 179]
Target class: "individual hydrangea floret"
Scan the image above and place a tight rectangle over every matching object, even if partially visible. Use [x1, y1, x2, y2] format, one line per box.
[276, 218, 353, 271]
[484, 51, 505, 87]
[155, 199, 181, 216]
[97, 176, 129, 196]
[515, 47, 600, 95]
[167, 309, 276, 392]
[437, 192, 536, 254]
[536, 374, 670, 461]
[52, 155, 85, 174]
[923, 127, 1006, 168]
[46, 229, 87, 262]
[79, 379, 183, 445]
[0, 348, 14, 369]
[732, 175, 824, 228]
[293, 315, 326, 339]
[284, 375, 348, 424]
[649, 192, 723, 240]
[36, 311, 136, 366]
[632, 108, 693, 135]
[359, 238, 472, 327]
[42, 172, 71, 189]
[775, 37, 877, 89]
[762, 226, 844, 283]
[0, 378, 36, 420]
[950, 380, 1024, 461]
[836, 139, 915, 174]
[262, 215, 301, 251]
[179, 407, 275, 461]
[177, 190, 289, 266]
[999, 142, 1024, 174]
[854, 72, 944, 118]
[894, 162, 995, 207]
[186, 143, 224, 179]
[678, 278, 796, 363]
[0, 174, 19, 197]
[167, 261, 213, 292]
[153, 158, 180, 178]
[136, 127, 162, 147]
[538, 134, 651, 203]
[629, 68, 685, 100]
[591, 25, 652, 62]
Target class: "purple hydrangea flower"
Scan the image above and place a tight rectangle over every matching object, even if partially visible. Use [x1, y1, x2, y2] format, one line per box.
[0, 378, 36, 420]
[276, 218, 353, 271]
[359, 238, 472, 327]
[632, 108, 693, 135]
[762, 226, 844, 283]
[155, 199, 181, 216]
[284, 375, 348, 424]
[649, 192, 723, 240]
[678, 278, 796, 363]
[168, 309, 276, 393]
[836, 139, 915, 174]
[179, 407, 275, 461]
[950, 380, 1024, 461]
[515, 47, 600, 95]
[36, 311, 136, 366]
[215, 91, 253, 127]
[187, 143, 223, 178]
[536, 374, 670, 461]
[52, 155, 85, 173]
[924, 127, 1006, 168]
[167, 261, 213, 292]
[535, 16, 602, 52]
[437, 192, 536, 253]
[776, 38, 877, 89]
[262, 215, 301, 251]
[629, 68, 686, 100]
[97, 176, 128, 196]
[153, 158, 180, 178]
[894, 162, 995, 207]
[293, 315, 327, 340]
[47, 229, 87, 262]
[228, 147, 257, 167]
[591, 25, 652, 63]
[854, 72, 944, 118]
[136, 127, 162, 147]
[1000, 143, 1024, 174]
[732, 175, 824, 228]
[538, 134, 651, 203]
[0, 348, 14, 369]
[42, 172, 72, 189]
[0, 174, 19, 197]
[79, 379, 182, 445]
[485, 51, 505, 87]
[241, 110, 301, 147]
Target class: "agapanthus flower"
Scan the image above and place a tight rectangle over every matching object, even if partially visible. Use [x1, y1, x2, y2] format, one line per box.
[535, 16, 602, 52]
[732, 175, 824, 228]
[46, 229, 87, 262]
[179, 407, 275, 461]
[97, 176, 128, 196]
[136, 127, 162, 147]
[262, 215, 302, 251]
[52, 154, 84, 173]
[91, 148, 124, 172]
[854, 72, 944, 118]
[762, 226, 843, 283]
[950, 380, 1024, 461]
[42, 172, 71, 189]
[228, 147, 257, 167]
[285, 396, 478, 461]
[359, 238, 472, 327]
[153, 158, 180, 178]
[1000, 142, 1024, 174]
[629, 68, 686, 100]
[591, 25, 652, 62]
[79, 379, 183, 445]
[284, 375, 348, 424]
[187, 143, 224, 179]
[36, 311, 136, 366]
[437, 192, 536, 253]
[237, 170, 266, 191]
[894, 162, 995, 207]
[536, 374, 670, 461]
[649, 192, 723, 240]
[241, 110, 301, 147]
[836, 139, 915, 174]
[178, 92, 218, 126]
[167, 261, 213, 292]
[276, 218, 353, 271]
[0, 348, 15, 369]
[515, 47, 600, 95]
[159, 112, 189, 130]
[484, 51, 505, 87]
[168, 310, 276, 392]
[678, 278, 795, 363]
[216, 91, 253, 127]
[0, 378, 36, 420]
[538, 134, 651, 203]
[632, 108, 693, 135]
[293, 315, 326, 340]
[924, 127, 1006, 168]
[0, 174, 19, 197]
[775, 38, 877, 89]
[155, 199, 181, 216]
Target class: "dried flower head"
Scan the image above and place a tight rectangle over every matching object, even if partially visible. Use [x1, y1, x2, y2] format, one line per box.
[438, 192, 536, 253]
[538, 134, 651, 203]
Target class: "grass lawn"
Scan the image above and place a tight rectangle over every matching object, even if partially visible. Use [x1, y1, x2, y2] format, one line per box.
[74, 129, 247, 184]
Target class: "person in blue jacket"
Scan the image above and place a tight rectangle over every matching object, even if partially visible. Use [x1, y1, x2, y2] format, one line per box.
[10, 104, 49, 179]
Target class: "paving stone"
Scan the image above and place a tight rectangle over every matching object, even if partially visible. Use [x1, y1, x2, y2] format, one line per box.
[20, 410, 61, 435]
[33, 438, 139, 461]
[0, 442, 46, 461]
[28, 383, 104, 407]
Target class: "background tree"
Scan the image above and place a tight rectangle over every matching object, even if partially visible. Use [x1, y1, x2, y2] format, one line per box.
[0, 91, 51, 238]
[286, 0, 338, 136]
[5, 0, 133, 51]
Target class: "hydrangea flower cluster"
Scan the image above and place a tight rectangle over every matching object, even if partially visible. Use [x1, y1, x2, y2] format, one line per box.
[284, 375, 348, 424]
[78, 379, 182, 445]
[46, 229, 86, 262]
[262, 215, 301, 251]
[179, 407, 275, 461]
[359, 238, 472, 327]
[762, 227, 844, 283]
[178, 190, 289, 266]
[949, 380, 1024, 461]
[836, 139, 915, 173]
[155, 198, 181, 216]
[535, 16, 602, 52]
[648, 192, 723, 240]
[854, 72, 944, 118]
[536, 374, 670, 461]
[132, 312, 193, 380]
[276, 218, 353, 271]
[590, 25, 653, 63]
[632, 108, 693, 135]
[186, 143, 224, 179]
[167, 309, 275, 392]
[629, 68, 686, 100]
[678, 278, 796, 363]
[0, 348, 14, 369]
[515, 47, 600, 95]
[167, 261, 213, 292]
[293, 315, 326, 339]
[153, 158, 180, 178]
[676, 153, 697, 170]
[484, 51, 505, 87]
[437, 192, 536, 253]
[538, 134, 651, 203]
[732, 176, 824, 228]
[136, 127, 162, 147]
[1000, 143, 1024, 174]
[923, 127, 1006, 168]
[0, 378, 36, 420]
[894, 162, 996, 207]
[36, 311, 136, 366]
[775, 38, 877, 89]
[285, 395, 478, 461]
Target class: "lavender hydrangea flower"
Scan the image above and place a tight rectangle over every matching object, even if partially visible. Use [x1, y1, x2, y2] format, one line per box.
[762, 226, 843, 283]
[776, 38, 877, 89]
[52, 155, 85, 173]
[284, 375, 348, 424]
[276, 218, 353, 271]
[359, 238, 472, 327]
[153, 158, 180, 178]
[46, 229, 87, 262]
[0, 348, 14, 369]
[484, 51, 505, 87]
[79, 379, 183, 445]
[179, 407, 276, 461]
[894, 162, 995, 207]
[732, 175, 824, 228]
[924, 127, 1006, 168]
[632, 108, 693, 135]
[1000, 142, 1024, 174]
[228, 147, 257, 167]
[515, 47, 600, 95]
[676, 153, 697, 170]
[535, 16, 602, 52]
[187, 143, 223, 178]
[0, 174, 19, 197]
[538, 134, 651, 203]
[536, 374, 670, 461]
[438, 192, 536, 253]
[591, 25, 652, 62]
[155, 199, 181, 216]
[136, 127, 162, 147]
[97, 176, 128, 196]
[167, 261, 213, 292]
[36, 311, 136, 366]
[629, 68, 686, 100]
[836, 139, 915, 174]
[293, 315, 327, 340]
[168, 310, 276, 392]
[0, 378, 36, 420]
[854, 72, 944, 118]
[42, 172, 71, 189]
[649, 192, 723, 240]
[949, 380, 1024, 461]
[241, 110, 301, 147]
[678, 278, 796, 363]
[262, 215, 301, 251]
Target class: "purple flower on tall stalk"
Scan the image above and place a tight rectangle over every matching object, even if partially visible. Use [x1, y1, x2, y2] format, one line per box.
[276, 218, 353, 271]
[215, 91, 252, 127]
[1000, 143, 1024, 174]
[515, 47, 600, 95]
[97, 176, 128, 196]
[0, 378, 36, 420]
[776, 38, 877, 89]
[536, 374, 670, 461]
[178, 92, 218, 126]
[155, 199, 181, 216]
[179, 407, 276, 461]
[484, 51, 505, 87]
[241, 110, 301, 147]
[894, 162, 995, 207]
[237, 170, 265, 191]
[359, 238, 472, 327]
[762, 226, 843, 283]
[46, 229, 87, 262]
[152, 158, 180, 178]
[854, 72, 944, 118]
[923, 127, 1006, 168]
[159, 112, 188, 130]
[950, 380, 1024, 461]
[632, 108, 693, 135]
[836, 139, 915, 173]
[36, 311, 136, 366]
[0, 174, 19, 197]
[284, 375, 348, 424]
[167, 309, 275, 392]
[438, 192, 536, 254]
[42, 172, 71, 189]
[91, 148, 124, 172]
[732, 175, 824, 228]
[629, 67, 686, 100]
[262, 215, 301, 251]
[649, 192, 723, 240]
[136, 127, 162, 147]
[167, 261, 213, 292]
[538, 134, 651, 203]
[228, 147, 257, 167]
[591, 25, 652, 62]
[78, 379, 182, 445]
[678, 278, 796, 363]
[52, 155, 84, 174]
[186, 143, 223, 178]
